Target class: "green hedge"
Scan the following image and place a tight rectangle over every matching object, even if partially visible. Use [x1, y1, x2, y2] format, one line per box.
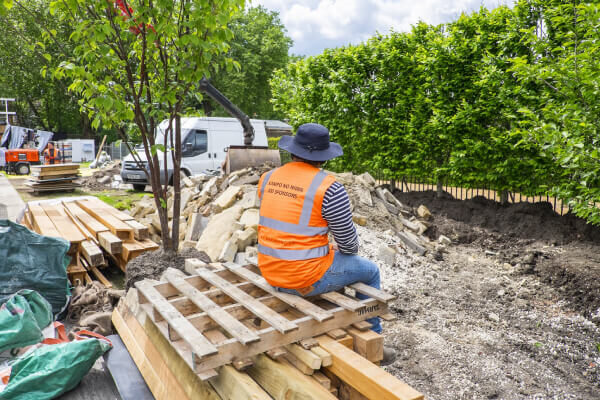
[271, 2, 600, 224]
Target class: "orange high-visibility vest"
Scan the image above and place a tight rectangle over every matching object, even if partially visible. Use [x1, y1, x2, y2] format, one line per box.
[257, 162, 336, 289]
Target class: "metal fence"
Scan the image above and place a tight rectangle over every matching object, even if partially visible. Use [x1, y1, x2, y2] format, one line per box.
[102, 142, 133, 160]
[369, 172, 570, 216]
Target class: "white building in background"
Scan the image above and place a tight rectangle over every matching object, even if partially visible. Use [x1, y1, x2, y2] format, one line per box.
[59, 139, 95, 162]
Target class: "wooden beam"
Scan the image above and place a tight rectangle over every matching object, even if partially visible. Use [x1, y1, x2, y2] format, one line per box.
[28, 204, 61, 238]
[347, 328, 384, 363]
[311, 346, 333, 367]
[40, 204, 86, 244]
[316, 335, 424, 400]
[125, 219, 149, 240]
[80, 240, 104, 266]
[77, 200, 134, 240]
[284, 343, 322, 369]
[209, 364, 271, 400]
[115, 301, 221, 400]
[98, 231, 122, 254]
[246, 354, 337, 400]
[63, 202, 109, 236]
[283, 351, 314, 375]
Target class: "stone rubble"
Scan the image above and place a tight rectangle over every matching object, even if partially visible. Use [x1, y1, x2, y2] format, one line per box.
[128, 166, 439, 265]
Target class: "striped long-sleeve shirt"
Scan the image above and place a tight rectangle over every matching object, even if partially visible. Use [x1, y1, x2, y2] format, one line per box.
[322, 181, 359, 254]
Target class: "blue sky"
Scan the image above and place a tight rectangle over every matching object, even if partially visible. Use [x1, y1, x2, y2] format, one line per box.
[252, 0, 516, 56]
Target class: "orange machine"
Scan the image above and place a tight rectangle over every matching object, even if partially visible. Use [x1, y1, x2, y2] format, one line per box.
[4, 148, 42, 175]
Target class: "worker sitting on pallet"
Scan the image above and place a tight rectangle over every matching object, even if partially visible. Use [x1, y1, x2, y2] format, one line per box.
[43, 142, 61, 165]
[257, 123, 396, 365]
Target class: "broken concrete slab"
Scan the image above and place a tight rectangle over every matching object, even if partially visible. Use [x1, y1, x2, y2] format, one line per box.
[357, 188, 373, 207]
[352, 214, 367, 226]
[236, 227, 258, 250]
[245, 246, 258, 259]
[239, 208, 259, 230]
[417, 205, 432, 220]
[238, 190, 260, 210]
[185, 213, 209, 242]
[218, 237, 238, 263]
[377, 245, 396, 266]
[212, 185, 242, 213]
[196, 205, 244, 261]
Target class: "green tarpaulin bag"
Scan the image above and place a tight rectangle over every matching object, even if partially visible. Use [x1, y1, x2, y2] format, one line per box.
[0, 333, 112, 400]
[0, 220, 70, 315]
[0, 290, 53, 353]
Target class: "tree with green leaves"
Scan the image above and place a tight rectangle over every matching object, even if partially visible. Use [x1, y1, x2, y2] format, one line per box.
[510, 0, 600, 223]
[0, 0, 89, 136]
[196, 5, 292, 119]
[49, 0, 244, 254]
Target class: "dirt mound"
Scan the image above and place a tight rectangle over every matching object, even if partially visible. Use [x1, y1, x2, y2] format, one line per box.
[125, 247, 210, 290]
[395, 190, 600, 244]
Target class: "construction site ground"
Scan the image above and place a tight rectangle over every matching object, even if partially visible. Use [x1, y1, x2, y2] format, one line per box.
[4, 166, 600, 399]
[381, 191, 600, 400]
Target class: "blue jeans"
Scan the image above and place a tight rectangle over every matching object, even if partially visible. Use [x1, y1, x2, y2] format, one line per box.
[276, 252, 382, 333]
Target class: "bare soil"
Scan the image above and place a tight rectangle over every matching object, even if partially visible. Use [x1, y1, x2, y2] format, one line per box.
[371, 191, 600, 400]
[125, 247, 210, 290]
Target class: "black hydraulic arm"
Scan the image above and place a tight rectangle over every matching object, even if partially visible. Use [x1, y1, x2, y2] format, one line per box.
[199, 78, 255, 146]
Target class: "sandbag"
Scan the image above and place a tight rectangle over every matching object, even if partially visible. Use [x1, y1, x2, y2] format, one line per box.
[0, 290, 52, 353]
[0, 220, 70, 315]
[0, 334, 112, 400]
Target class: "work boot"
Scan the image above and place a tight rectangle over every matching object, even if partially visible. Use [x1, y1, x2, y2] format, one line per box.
[381, 346, 397, 366]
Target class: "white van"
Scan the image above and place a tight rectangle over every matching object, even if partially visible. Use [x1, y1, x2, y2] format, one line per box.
[121, 117, 270, 191]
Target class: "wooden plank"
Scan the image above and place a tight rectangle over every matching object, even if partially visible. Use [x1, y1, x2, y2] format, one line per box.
[327, 329, 348, 340]
[63, 202, 109, 236]
[76, 200, 134, 240]
[246, 354, 337, 400]
[125, 219, 149, 240]
[208, 364, 271, 400]
[320, 292, 365, 312]
[111, 306, 186, 400]
[80, 240, 104, 266]
[223, 263, 334, 322]
[138, 238, 159, 251]
[84, 196, 136, 221]
[380, 313, 397, 322]
[299, 338, 319, 349]
[316, 335, 424, 400]
[283, 351, 314, 375]
[197, 268, 299, 334]
[311, 346, 333, 367]
[313, 371, 331, 390]
[135, 280, 218, 359]
[337, 335, 354, 350]
[40, 203, 86, 244]
[347, 327, 384, 363]
[113, 302, 222, 400]
[285, 343, 322, 369]
[266, 347, 287, 360]
[396, 231, 426, 256]
[165, 270, 261, 345]
[350, 282, 396, 303]
[89, 265, 113, 288]
[351, 321, 372, 332]
[122, 240, 146, 261]
[98, 231, 122, 254]
[30, 163, 80, 171]
[28, 204, 61, 238]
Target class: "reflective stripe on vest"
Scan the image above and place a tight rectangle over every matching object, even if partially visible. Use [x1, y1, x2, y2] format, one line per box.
[257, 243, 330, 260]
[258, 169, 330, 261]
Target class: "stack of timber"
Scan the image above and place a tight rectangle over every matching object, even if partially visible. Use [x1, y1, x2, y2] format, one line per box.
[26, 163, 82, 193]
[112, 258, 424, 400]
[21, 197, 158, 286]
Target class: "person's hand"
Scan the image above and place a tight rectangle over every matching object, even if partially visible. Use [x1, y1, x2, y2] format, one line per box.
[331, 242, 339, 251]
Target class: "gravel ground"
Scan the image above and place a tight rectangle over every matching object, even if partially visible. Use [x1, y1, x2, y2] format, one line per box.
[354, 221, 600, 400]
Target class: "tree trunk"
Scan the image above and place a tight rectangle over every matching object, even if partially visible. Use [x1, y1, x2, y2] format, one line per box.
[170, 114, 182, 253]
[436, 179, 443, 198]
[500, 190, 509, 205]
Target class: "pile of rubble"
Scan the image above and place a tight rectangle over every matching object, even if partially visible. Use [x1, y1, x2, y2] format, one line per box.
[129, 166, 441, 265]
[81, 161, 132, 191]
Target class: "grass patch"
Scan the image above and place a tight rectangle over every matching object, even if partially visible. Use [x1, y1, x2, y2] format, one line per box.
[93, 190, 152, 210]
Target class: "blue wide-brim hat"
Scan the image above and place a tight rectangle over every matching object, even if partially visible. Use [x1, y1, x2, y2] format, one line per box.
[278, 123, 343, 162]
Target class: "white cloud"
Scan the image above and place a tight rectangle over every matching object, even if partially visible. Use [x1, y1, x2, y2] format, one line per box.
[252, 0, 515, 55]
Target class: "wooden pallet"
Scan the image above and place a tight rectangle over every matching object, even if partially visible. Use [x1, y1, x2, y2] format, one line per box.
[134, 259, 395, 377]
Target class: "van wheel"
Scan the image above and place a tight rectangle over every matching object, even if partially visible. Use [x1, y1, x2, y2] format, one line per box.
[133, 184, 146, 191]
[16, 163, 30, 175]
